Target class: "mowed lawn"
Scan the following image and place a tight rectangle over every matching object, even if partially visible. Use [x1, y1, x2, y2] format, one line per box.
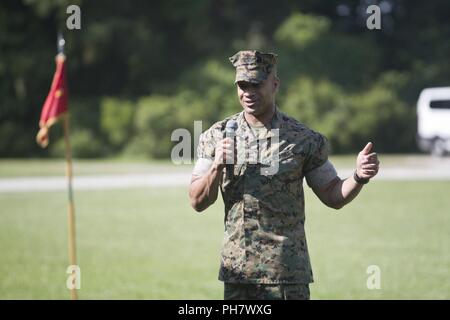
[0, 154, 427, 177]
[0, 181, 449, 299]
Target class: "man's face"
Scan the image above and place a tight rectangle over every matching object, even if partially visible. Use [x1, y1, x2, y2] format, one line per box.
[236, 73, 279, 116]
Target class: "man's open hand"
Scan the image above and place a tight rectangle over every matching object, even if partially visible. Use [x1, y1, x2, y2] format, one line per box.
[356, 142, 380, 180]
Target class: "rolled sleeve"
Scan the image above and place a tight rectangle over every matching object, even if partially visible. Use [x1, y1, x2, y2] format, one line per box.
[303, 133, 330, 174]
[197, 130, 216, 160]
[305, 160, 338, 189]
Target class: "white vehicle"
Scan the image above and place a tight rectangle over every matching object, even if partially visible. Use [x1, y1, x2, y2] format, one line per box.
[417, 87, 450, 156]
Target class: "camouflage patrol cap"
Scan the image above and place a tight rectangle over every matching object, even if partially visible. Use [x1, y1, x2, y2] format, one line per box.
[229, 50, 277, 84]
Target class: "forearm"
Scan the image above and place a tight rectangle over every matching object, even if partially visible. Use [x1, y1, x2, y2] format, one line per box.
[189, 163, 224, 212]
[310, 142, 379, 210]
[327, 175, 364, 209]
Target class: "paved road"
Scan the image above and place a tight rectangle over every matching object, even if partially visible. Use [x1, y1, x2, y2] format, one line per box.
[1, 158, 450, 192]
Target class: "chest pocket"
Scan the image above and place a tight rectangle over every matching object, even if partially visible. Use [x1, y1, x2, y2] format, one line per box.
[266, 148, 303, 182]
[221, 163, 245, 204]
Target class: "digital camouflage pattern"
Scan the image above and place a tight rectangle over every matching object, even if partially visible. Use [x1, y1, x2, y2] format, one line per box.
[197, 108, 329, 284]
[229, 50, 277, 84]
[224, 282, 310, 300]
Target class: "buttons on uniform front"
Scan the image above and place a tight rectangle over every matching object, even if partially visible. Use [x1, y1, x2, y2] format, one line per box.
[244, 228, 252, 247]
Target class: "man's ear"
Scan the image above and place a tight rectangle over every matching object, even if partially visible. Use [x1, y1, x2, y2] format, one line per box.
[274, 77, 280, 92]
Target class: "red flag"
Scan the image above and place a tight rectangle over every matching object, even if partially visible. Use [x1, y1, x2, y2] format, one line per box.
[36, 54, 68, 148]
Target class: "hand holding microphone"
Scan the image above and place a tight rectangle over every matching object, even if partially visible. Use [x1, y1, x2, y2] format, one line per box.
[213, 120, 237, 179]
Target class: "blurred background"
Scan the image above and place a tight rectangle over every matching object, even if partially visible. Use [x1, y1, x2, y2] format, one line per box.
[2, 0, 450, 157]
[0, 0, 449, 299]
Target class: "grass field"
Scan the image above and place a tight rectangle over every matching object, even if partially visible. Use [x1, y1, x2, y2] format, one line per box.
[0, 158, 184, 177]
[0, 159, 449, 299]
[0, 154, 435, 177]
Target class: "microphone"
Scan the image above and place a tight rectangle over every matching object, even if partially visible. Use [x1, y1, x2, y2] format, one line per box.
[225, 120, 238, 180]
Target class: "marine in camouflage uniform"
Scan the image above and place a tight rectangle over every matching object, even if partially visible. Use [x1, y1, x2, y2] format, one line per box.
[189, 50, 380, 300]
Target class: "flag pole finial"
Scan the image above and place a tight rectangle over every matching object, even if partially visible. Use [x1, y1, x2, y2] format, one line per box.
[57, 32, 65, 55]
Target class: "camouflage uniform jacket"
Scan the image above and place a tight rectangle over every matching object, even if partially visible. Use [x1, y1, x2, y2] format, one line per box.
[197, 108, 329, 284]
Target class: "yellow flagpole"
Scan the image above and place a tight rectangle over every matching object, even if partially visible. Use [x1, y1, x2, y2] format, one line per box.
[57, 33, 78, 301]
[63, 114, 78, 300]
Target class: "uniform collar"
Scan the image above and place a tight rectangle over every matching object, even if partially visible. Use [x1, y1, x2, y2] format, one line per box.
[238, 106, 284, 138]
[237, 105, 283, 131]
[270, 106, 284, 134]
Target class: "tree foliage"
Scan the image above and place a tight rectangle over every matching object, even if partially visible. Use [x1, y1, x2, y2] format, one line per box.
[1, 0, 449, 158]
